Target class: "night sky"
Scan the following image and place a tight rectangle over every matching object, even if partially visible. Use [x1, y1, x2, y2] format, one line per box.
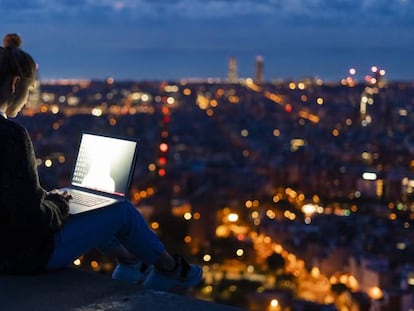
[1, 0, 413, 82]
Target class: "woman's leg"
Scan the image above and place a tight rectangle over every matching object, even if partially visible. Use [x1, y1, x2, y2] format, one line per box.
[46, 201, 165, 270]
[46, 200, 202, 291]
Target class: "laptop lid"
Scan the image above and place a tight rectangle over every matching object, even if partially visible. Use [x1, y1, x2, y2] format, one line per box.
[70, 132, 138, 198]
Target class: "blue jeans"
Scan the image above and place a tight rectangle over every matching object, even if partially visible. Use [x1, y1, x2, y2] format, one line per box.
[46, 201, 165, 270]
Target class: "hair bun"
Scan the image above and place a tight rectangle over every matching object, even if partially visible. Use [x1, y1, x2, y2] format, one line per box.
[3, 33, 22, 48]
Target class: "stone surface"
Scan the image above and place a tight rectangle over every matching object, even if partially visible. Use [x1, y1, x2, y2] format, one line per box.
[0, 268, 246, 311]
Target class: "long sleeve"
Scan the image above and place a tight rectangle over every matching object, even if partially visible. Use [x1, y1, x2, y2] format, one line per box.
[0, 122, 69, 232]
[0, 118, 70, 274]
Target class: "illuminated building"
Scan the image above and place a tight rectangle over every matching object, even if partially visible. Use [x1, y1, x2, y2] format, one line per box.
[20, 78, 414, 310]
[158, 105, 170, 177]
[359, 66, 387, 126]
[255, 55, 264, 85]
[228, 56, 238, 83]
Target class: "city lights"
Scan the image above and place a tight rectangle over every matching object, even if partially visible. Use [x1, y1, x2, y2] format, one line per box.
[368, 286, 383, 300]
[362, 172, 377, 180]
[269, 299, 279, 310]
[91, 107, 102, 116]
[159, 143, 169, 153]
[227, 213, 239, 222]
[18, 74, 414, 311]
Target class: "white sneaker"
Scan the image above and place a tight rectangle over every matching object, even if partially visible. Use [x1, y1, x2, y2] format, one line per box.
[112, 261, 150, 284]
[143, 256, 202, 292]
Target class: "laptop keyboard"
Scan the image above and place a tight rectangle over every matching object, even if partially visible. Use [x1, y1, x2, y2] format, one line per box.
[69, 190, 112, 207]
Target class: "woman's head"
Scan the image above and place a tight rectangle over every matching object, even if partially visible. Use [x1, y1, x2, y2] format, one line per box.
[0, 33, 36, 117]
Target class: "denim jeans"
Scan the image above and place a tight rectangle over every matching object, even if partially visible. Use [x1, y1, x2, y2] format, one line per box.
[46, 201, 165, 270]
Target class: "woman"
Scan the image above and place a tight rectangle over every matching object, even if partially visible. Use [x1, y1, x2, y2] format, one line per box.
[0, 33, 202, 292]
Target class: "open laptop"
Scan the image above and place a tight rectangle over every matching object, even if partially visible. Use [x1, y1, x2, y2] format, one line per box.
[61, 132, 139, 214]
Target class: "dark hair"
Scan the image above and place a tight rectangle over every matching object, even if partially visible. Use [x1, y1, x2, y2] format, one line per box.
[0, 33, 36, 84]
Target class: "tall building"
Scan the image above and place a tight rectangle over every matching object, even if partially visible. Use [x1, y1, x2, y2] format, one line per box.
[255, 55, 264, 84]
[228, 56, 238, 83]
[359, 66, 387, 126]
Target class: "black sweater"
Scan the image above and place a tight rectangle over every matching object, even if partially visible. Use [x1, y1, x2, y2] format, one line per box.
[0, 116, 69, 274]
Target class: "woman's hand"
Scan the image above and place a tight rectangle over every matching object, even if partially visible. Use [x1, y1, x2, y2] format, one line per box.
[49, 189, 72, 200]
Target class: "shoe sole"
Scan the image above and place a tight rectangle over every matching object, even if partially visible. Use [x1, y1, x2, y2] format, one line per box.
[144, 265, 203, 292]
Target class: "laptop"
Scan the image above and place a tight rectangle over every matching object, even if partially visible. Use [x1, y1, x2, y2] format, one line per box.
[61, 132, 139, 214]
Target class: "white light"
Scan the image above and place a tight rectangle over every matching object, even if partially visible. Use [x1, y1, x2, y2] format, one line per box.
[228, 213, 239, 222]
[167, 97, 175, 105]
[51, 106, 59, 114]
[241, 129, 249, 137]
[397, 242, 406, 250]
[91, 107, 102, 117]
[399, 109, 408, 116]
[236, 249, 244, 256]
[130, 92, 141, 100]
[362, 172, 377, 180]
[302, 203, 317, 215]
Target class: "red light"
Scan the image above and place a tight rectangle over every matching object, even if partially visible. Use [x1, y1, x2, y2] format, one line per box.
[285, 104, 292, 113]
[162, 106, 169, 114]
[158, 168, 166, 176]
[163, 116, 170, 123]
[159, 157, 167, 166]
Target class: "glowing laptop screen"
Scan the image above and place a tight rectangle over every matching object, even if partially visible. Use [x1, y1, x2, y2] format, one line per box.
[71, 133, 137, 196]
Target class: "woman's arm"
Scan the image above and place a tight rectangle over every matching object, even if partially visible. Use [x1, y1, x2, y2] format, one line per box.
[2, 124, 69, 232]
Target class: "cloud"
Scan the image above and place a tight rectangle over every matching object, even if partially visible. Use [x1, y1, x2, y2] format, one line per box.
[1, 0, 412, 80]
[2, 0, 413, 54]
[113, 0, 414, 24]
[2, 0, 414, 24]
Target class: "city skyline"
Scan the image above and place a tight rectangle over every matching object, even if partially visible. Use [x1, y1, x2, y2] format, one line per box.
[18, 77, 414, 310]
[1, 0, 414, 82]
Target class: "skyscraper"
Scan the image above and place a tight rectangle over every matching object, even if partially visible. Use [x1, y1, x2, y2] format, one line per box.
[228, 56, 238, 83]
[255, 55, 264, 84]
[359, 66, 387, 126]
